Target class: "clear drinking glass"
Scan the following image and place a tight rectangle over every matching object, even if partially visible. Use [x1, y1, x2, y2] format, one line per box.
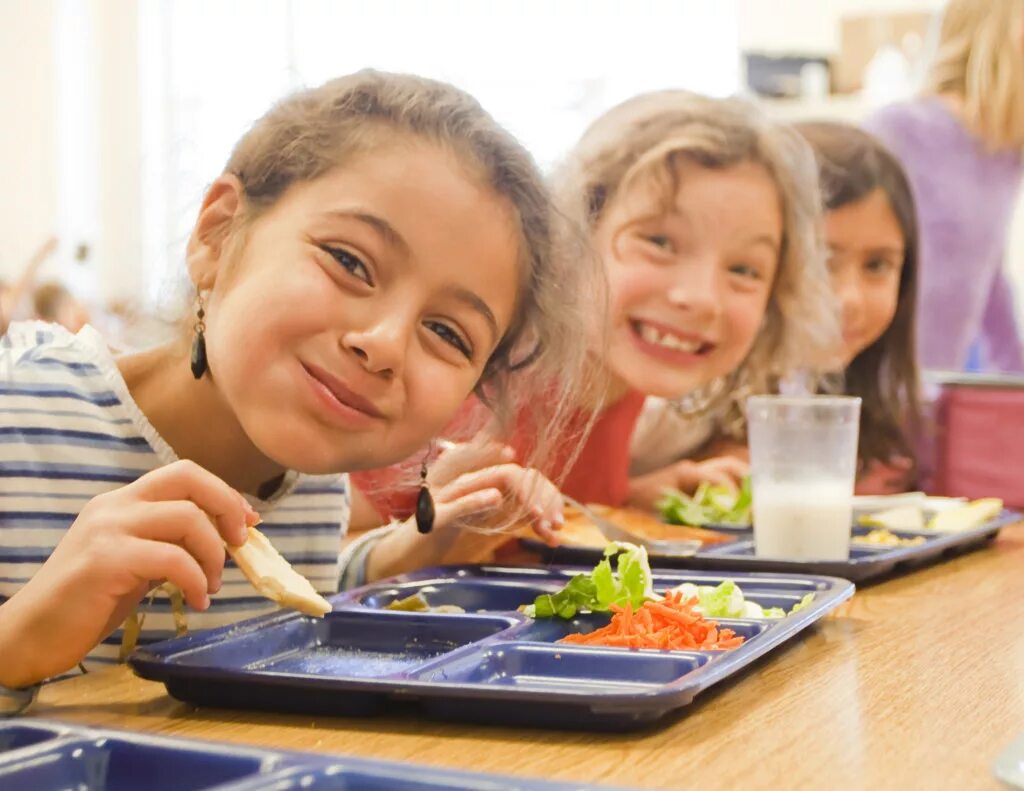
[746, 395, 862, 560]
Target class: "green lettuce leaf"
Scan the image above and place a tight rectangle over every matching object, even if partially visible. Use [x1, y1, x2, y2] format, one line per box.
[526, 542, 657, 619]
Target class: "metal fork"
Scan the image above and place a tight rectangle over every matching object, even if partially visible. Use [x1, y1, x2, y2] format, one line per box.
[561, 494, 701, 557]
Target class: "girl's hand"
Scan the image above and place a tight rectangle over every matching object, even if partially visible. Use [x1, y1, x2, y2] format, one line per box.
[365, 463, 563, 581]
[427, 440, 516, 490]
[0, 460, 257, 688]
[627, 456, 749, 511]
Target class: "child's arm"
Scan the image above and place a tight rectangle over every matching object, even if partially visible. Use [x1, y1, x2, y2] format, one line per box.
[0, 460, 254, 690]
[0, 236, 58, 327]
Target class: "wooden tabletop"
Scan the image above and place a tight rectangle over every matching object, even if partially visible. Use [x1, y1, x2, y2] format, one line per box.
[28, 524, 1024, 791]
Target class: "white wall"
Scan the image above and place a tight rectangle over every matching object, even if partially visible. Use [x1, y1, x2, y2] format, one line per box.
[0, 0, 58, 282]
[738, 0, 945, 54]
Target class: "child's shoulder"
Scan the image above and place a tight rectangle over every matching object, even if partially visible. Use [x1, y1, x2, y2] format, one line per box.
[1, 321, 110, 376]
[864, 98, 962, 151]
[0, 321, 137, 425]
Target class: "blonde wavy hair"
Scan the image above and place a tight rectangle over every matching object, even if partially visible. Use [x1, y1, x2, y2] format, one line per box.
[926, 0, 1024, 149]
[217, 70, 602, 478]
[555, 90, 838, 434]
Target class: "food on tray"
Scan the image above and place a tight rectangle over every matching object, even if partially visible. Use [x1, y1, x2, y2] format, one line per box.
[927, 498, 1003, 532]
[858, 505, 926, 531]
[383, 593, 466, 614]
[522, 542, 657, 619]
[657, 476, 752, 527]
[669, 580, 814, 619]
[857, 497, 1003, 534]
[559, 591, 745, 651]
[523, 542, 809, 624]
[227, 526, 332, 617]
[558, 504, 733, 548]
[852, 529, 927, 547]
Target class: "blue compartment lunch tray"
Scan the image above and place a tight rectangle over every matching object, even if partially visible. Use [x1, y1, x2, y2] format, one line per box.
[130, 566, 853, 730]
[532, 510, 1019, 584]
[0, 720, 600, 790]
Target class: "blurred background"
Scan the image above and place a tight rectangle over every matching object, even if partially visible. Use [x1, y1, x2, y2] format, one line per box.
[1, 0, 1021, 346]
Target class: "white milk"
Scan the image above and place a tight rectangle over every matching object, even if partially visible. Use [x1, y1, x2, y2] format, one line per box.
[752, 480, 853, 560]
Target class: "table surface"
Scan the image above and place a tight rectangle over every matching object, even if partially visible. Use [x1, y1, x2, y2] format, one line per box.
[28, 524, 1024, 791]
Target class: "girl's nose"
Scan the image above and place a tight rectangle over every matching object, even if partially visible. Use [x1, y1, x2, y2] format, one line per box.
[342, 318, 409, 378]
[666, 258, 722, 322]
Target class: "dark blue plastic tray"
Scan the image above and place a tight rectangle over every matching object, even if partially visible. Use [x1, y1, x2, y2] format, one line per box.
[130, 565, 853, 730]
[533, 510, 1019, 584]
[0, 720, 602, 790]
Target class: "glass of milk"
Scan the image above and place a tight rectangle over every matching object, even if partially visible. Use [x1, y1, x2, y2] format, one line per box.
[747, 396, 862, 560]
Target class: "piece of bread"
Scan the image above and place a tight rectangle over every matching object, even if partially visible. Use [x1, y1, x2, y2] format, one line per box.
[227, 526, 333, 617]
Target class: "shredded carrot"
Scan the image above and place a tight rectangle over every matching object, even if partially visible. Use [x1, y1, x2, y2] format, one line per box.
[558, 595, 745, 652]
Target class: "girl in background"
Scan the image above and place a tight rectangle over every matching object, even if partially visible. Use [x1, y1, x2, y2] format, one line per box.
[865, 0, 1024, 373]
[571, 90, 836, 509]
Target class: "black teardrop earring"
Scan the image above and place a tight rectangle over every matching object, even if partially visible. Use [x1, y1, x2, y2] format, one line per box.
[415, 447, 435, 534]
[190, 292, 208, 380]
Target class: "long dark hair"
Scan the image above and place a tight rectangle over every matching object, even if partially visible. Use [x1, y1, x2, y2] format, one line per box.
[795, 121, 921, 473]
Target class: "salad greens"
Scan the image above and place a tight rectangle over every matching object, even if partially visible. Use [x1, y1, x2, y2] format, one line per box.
[669, 580, 814, 619]
[657, 476, 753, 527]
[523, 540, 815, 620]
[523, 542, 656, 619]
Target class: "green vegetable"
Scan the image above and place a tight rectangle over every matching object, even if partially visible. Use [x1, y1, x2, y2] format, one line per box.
[524, 542, 657, 619]
[657, 476, 753, 527]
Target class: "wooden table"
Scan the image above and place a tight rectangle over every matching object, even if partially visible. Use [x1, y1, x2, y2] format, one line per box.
[29, 524, 1024, 790]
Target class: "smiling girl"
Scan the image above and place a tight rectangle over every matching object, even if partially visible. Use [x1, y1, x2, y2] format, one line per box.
[564, 91, 837, 508]
[0, 71, 598, 698]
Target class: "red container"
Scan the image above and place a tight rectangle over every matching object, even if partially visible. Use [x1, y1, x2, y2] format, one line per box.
[928, 373, 1024, 508]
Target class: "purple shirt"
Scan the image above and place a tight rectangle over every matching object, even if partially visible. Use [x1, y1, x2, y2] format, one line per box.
[865, 97, 1024, 373]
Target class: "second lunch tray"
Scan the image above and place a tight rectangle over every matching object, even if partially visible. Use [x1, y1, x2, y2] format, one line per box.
[0, 720, 597, 790]
[130, 566, 853, 731]
[534, 510, 1020, 584]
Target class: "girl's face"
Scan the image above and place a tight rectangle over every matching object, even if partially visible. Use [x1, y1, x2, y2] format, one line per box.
[595, 159, 782, 400]
[192, 139, 521, 474]
[825, 188, 904, 367]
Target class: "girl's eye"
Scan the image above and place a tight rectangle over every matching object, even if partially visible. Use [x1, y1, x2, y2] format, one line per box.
[728, 262, 762, 280]
[643, 234, 674, 251]
[865, 257, 896, 275]
[324, 246, 373, 285]
[424, 320, 472, 360]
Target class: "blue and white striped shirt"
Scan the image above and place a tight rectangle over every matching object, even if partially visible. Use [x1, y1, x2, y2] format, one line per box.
[0, 322, 349, 670]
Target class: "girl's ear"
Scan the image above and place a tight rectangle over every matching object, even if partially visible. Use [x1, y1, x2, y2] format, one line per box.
[186, 174, 245, 289]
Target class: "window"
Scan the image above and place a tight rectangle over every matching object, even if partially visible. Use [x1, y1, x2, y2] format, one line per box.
[139, 0, 739, 303]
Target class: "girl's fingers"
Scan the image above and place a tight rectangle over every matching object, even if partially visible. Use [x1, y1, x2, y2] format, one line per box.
[127, 501, 229, 593]
[436, 463, 524, 502]
[433, 488, 504, 529]
[121, 538, 210, 611]
[429, 442, 515, 488]
[128, 460, 254, 545]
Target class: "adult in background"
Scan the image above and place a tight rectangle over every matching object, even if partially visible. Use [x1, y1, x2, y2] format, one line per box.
[865, 0, 1024, 373]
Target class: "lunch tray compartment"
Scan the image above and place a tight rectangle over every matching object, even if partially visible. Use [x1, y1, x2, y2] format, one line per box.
[131, 566, 853, 730]
[170, 610, 518, 680]
[358, 578, 562, 612]
[0, 722, 588, 790]
[533, 511, 1019, 583]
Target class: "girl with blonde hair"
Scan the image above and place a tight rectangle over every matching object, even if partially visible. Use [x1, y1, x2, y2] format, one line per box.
[865, 0, 1024, 372]
[550, 90, 838, 507]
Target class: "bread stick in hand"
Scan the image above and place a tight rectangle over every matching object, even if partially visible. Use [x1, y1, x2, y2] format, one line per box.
[227, 526, 332, 617]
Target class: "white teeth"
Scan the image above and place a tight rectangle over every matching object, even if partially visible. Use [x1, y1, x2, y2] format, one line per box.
[636, 322, 701, 353]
